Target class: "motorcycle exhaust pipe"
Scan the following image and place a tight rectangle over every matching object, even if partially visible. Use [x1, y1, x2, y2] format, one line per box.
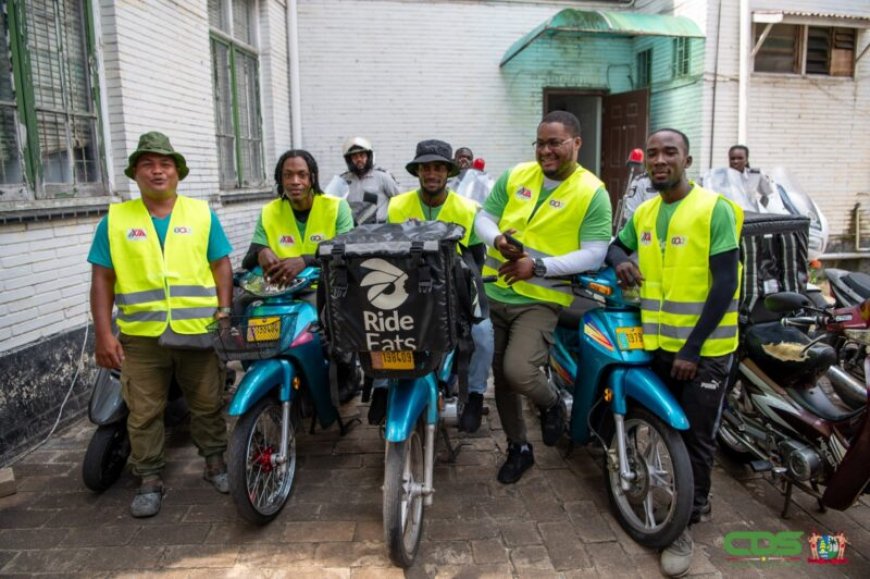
[825, 365, 868, 409]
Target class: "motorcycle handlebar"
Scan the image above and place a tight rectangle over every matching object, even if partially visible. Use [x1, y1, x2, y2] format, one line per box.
[781, 315, 824, 327]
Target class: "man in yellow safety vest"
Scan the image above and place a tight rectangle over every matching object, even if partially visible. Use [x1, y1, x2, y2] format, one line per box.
[475, 111, 612, 484]
[607, 128, 742, 577]
[88, 132, 233, 518]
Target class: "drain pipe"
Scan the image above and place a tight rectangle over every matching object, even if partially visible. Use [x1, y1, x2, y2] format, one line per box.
[286, 0, 302, 147]
[738, 0, 749, 143]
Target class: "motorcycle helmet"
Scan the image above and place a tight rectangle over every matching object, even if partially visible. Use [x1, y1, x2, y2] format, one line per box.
[342, 136, 374, 175]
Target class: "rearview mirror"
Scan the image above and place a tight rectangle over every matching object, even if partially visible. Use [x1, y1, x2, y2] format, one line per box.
[763, 292, 811, 314]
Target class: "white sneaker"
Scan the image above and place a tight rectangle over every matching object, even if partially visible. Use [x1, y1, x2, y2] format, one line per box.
[660, 527, 693, 578]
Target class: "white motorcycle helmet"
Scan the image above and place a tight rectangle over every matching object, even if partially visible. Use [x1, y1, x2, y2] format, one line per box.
[342, 136, 374, 174]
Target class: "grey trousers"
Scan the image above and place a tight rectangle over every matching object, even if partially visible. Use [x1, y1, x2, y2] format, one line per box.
[490, 300, 561, 443]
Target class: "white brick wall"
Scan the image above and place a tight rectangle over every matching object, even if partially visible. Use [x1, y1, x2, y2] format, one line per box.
[0, 0, 292, 355]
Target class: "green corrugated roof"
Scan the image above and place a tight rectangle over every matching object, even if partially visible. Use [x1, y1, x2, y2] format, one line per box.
[501, 9, 706, 67]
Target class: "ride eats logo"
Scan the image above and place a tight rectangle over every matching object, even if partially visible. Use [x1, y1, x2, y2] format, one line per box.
[359, 258, 416, 350]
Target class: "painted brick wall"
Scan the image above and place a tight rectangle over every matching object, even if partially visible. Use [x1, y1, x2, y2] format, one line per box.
[294, 0, 632, 191]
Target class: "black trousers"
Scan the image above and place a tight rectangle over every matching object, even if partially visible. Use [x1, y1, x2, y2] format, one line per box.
[651, 350, 732, 524]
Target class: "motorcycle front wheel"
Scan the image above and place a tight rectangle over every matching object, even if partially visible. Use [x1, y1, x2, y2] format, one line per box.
[383, 419, 425, 568]
[228, 395, 296, 525]
[605, 407, 693, 549]
[82, 423, 130, 492]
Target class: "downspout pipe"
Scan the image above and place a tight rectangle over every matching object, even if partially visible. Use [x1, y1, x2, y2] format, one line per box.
[287, 0, 302, 147]
[738, 0, 749, 144]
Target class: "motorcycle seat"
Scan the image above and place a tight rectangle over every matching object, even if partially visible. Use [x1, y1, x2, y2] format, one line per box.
[786, 385, 864, 424]
[844, 272, 870, 299]
[557, 296, 600, 330]
[744, 322, 837, 383]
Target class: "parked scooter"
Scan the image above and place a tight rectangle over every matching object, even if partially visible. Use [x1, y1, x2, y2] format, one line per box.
[548, 268, 694, 548]
[212, 266, 351, 524]
[717, 291, 870, 516]
[82, 368, 188, 492]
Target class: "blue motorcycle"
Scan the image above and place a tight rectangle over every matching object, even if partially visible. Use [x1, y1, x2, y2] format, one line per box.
[548, 268, 694, 548]
[213, 267, 344, 524]
[379, 348, 460, 567]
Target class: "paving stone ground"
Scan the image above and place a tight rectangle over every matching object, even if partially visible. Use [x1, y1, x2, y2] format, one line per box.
[1, 386, 868, 578]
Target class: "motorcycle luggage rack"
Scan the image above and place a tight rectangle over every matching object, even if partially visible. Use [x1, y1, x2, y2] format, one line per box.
[209, 314, 295, 361]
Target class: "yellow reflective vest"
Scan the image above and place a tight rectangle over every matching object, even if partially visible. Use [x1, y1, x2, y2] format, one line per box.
[482, 162, 603, 306]
[633, 185, 744, 356]
[108, 196, 217, 337]
[387, 189, 479, 248]
[261, 195, 341, 258]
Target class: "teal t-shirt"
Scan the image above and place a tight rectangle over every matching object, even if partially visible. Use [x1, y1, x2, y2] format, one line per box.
[482, 167, 612, 305]
[617, 193, 738, 256]
[87, 210, 232, 269]
[251, 197, 354, 248]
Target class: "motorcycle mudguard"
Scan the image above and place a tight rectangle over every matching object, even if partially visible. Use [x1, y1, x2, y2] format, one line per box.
[822, 407, 870, 510]
[610, 367, 690, 431]
[228, 359, 295, 417]
[384, 375, 437, 443]
[89, 369, 128, 425]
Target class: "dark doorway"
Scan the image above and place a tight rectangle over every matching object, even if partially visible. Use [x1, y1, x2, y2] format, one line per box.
[543, 90, 602, 176]
[600, 89, 649, 207]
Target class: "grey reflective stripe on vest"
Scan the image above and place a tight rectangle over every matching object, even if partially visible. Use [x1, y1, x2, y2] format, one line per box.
[657, 324, 738, 341]
[643, 323, 659, 336]
[484, 257, 570, 294]
[117, 310, 167, 323]
[642, 299, 739, 316]
[171, 307, 216, 321]
[115, 288, 165, 306]
[170, 285, 217, 298]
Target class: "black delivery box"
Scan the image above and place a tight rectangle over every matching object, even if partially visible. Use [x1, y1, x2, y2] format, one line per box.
[318, 221, 466, 378]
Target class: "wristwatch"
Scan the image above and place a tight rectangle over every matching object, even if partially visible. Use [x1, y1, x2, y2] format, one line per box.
[533, 258, 547, 278]
[214, 307, 232, 320]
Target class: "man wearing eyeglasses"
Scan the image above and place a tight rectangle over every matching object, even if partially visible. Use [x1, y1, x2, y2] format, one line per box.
[475, 111, 612, 484]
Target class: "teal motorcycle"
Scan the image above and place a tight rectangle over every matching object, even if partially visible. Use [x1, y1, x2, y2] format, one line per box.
[213, 267, 346, 524]
[548, 268, 693, 548]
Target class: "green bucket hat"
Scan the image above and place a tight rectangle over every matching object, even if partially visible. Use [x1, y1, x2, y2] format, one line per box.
[124, 131, 189, 180]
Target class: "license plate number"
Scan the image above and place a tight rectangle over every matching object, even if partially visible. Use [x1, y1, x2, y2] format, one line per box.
[371, 351, 414, 370]
[247, 317, 281, 342]
[616, 327, 644, 350]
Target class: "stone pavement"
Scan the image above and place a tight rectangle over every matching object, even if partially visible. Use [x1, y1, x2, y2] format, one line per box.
[1, 390, 868, 578]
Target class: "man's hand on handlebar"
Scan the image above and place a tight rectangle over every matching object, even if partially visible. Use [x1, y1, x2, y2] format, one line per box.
[615, 261, 644, 288]
[264, 256, 306, 287]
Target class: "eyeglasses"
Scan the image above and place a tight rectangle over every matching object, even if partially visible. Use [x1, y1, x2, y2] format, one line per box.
[532, 138, 573, 151]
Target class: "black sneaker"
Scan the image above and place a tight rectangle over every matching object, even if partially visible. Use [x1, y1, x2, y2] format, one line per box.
[497, 442, 534, 484]
[540, 399, 566, 446]
[459, 393, 484, 433]
[368, 387, 387, 425]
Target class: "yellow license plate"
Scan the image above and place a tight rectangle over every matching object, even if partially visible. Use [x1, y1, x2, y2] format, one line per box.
[247, 317, 281, 342]
[616, 327, 644, 350]
[371, 351, 415, 370]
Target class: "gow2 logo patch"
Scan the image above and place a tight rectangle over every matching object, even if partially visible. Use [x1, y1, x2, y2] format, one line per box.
[670, 235, 687, 247]
[173, 226, 192, 235]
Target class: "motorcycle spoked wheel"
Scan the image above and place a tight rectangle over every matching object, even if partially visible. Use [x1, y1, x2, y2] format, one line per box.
[228, 395, 297, 525]
[383, 418, 425, 568]
[82, 423, 131, 492]
[605, 407, 693, 549]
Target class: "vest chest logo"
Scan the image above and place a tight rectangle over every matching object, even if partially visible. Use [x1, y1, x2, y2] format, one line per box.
[640, 231, 652, 245]
[127, 228, 148, 241]
[670, 235, 687, 247]
[173, 226, 192, 235]
[549, 199, 564, 209]
[514, 187, 532, 200]
[279, 235, 296, 246]
[309, 233, 324, 243]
